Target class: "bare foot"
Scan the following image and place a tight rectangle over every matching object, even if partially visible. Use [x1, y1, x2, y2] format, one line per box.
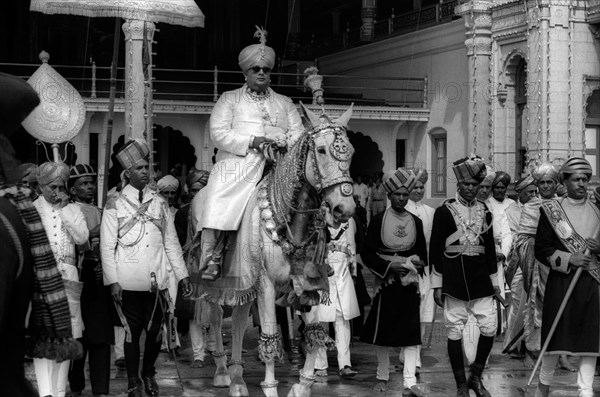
[558, 355, 577, 372]
[190, 359, 204, 368]
[523, 351, 535, 368]
[373, 381, 388, 392]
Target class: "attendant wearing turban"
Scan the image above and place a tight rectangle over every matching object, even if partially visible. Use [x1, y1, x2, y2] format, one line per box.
[196, 26, 304, 281]
[66, 164, 114, 397]
[430, 156, 499, 397]
[157, 174, 180, 214]
[534, 157, 600, 397]
[174, 169, 213, 369]
[403, 167, 435, 370]
[0, 72, 80, 397]
[33, 162, 89, 397]
[360, 168, 428, 396]
[501, 174, 537, 361]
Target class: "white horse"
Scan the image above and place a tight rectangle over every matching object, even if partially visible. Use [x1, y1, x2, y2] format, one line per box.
[190, 104, 356, 397]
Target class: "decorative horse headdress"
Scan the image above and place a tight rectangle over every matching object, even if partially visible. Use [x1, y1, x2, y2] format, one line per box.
[300, 103, 354, 195]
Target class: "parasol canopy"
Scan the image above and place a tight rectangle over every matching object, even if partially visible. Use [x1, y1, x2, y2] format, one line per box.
[30, 0, 205, 28]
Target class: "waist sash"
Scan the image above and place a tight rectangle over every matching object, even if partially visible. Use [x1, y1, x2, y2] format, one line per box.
[541, 199, 600, 284]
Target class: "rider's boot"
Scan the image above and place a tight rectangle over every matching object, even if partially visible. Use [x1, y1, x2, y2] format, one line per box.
[201, 229, 225, 281]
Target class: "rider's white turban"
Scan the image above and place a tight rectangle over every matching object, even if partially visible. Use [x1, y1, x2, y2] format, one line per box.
[238, 26, 275, 72]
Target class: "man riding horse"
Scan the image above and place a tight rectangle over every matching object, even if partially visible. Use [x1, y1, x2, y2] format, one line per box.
[197, 26, 304, 281]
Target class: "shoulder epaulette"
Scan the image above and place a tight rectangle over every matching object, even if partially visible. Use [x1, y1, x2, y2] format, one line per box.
[104, 194, 119, 210]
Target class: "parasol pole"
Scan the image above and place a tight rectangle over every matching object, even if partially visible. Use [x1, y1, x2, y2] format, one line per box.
[101, 18, 122, 206]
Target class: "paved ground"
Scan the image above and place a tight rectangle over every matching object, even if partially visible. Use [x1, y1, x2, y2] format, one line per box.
[24, 270, 600, 396]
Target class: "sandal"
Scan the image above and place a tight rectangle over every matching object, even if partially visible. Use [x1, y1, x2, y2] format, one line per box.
[202, 264, 221, 281]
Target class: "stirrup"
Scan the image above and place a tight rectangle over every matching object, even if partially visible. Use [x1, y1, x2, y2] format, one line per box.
[202, 263, 221, 281]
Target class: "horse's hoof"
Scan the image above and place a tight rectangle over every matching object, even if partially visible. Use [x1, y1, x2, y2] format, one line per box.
[287, 382, 312, 397]
[213, 372, 231, 388]
[229, 382, 249, 397]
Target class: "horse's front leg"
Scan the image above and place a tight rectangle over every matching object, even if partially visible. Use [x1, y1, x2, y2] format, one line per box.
[228, 302, 252, 397]
[288, 313, 333, 397]
[208, 302, 231, 388]
[257, 275, 284, 397]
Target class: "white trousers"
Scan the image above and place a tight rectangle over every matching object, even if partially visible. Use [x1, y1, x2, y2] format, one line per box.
[315, 309, 352, 370]
[33, 358, 70, 397]
[190, 321, 216, 361]
[114, 326, 125, 359]
[377, 345, 419, 388]
[539, 354, 597, 397]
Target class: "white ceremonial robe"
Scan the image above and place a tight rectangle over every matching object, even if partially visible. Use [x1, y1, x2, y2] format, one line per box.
[34, 197, 88, 338]
[197, 85, 303, 231]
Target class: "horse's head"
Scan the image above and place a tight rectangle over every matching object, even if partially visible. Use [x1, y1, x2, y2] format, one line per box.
[301, 103, 356, 228]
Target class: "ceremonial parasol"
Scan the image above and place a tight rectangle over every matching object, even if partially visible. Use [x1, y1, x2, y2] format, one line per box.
[29, 0, 205, 204]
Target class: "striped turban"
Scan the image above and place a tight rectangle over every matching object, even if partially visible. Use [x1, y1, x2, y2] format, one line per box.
[492, 171, 511, 187]
[559, 157, 592, 183]
[115, 140, 149, 170]
[36, 161, 70, 187]
[69, 164, 96, 180]
[383, 168, 416, 193]
[514, 174, 535, 193]
[238, 26, 276, 72]
[409, 167, 428, 184]
[186, 170, 209, 188]
[452, 156, 487, 184]
[532, 162, 559, 183]
[157, 175, 179, 192]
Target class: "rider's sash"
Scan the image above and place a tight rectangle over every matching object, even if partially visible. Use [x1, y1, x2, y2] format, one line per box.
[540, 199, 600, 284]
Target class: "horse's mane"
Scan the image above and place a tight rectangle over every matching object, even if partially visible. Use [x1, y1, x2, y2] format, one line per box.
[266, 132, 312, 234]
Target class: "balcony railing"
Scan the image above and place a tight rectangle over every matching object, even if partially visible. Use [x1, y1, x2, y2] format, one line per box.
[0, 62, 429, 108]
[306, 1, 459, 58]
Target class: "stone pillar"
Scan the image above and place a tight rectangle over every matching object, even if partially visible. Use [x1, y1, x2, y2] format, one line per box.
[360, 0, 377, 42]
[122, 20, 155, 143]
[456, 1, 493, 160]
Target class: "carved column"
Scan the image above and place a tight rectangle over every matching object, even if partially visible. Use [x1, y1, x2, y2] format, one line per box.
[122, 20, 155, 143]
[456, 1, 493, 159]
[360, 0, 377, 42]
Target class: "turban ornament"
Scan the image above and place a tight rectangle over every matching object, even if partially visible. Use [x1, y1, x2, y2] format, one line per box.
[559, 157, 592, 183]
[492, 171, 511, 187]
[452, 155, 487, 184]
[532, 162, 559, 183]
[157, 175, 179, 192]
[383, 168, 417, 194]
[37, 161, 70, 187]
[514, 174, 535, 193]
[238, 26, 276, 72]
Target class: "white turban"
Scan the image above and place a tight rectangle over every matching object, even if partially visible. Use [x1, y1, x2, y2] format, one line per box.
[157, 175, 179, 192]
[238, 26, 276, 72]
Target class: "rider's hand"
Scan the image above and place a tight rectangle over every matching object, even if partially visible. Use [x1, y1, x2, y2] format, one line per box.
[110, 282, 123, 305]
[434, 288, 444, 308]
[250, 136, 275, 150]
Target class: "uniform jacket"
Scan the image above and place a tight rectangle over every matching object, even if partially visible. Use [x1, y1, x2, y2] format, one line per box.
[100, 184, 188, 292]
[197, 85, 303, 231]
[430, 197, 498, 301]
